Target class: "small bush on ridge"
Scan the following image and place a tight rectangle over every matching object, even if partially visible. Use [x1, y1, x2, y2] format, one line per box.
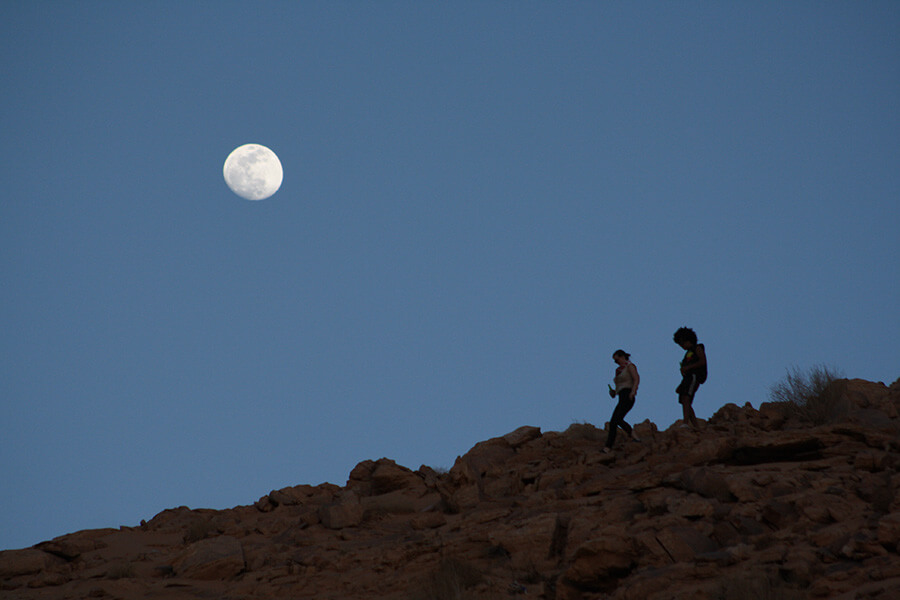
[768, 365, 848, 425]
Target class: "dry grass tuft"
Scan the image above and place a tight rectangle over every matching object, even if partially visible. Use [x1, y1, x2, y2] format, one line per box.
[768, 365, 849, 425]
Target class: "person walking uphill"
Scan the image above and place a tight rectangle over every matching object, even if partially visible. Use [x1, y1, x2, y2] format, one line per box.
[674, 327, 707, 429]
[603, 350, 641, 453]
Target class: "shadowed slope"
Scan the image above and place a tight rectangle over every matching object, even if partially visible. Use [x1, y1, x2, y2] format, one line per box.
[2, 378, 899, 599]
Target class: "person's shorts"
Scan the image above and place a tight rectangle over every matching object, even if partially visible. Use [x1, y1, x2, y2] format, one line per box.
[676, 373, 700, 401]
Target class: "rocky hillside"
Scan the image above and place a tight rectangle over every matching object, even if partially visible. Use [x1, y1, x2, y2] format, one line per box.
[2, 378, 899, 599]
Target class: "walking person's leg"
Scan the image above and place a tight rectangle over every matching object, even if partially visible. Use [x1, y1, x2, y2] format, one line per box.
[605, 390, 634, 450]
[678, 375, 700, 429]
[678, 375, 699, 428]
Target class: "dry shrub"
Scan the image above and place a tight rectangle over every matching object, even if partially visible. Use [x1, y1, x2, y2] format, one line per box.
[768, 365, 849, 425]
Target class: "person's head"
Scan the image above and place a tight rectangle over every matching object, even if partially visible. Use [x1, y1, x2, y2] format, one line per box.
[673, 327, 698, 349]
[612, 349, 631, 365]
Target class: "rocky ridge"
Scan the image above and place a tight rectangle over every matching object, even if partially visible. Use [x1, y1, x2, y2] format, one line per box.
[2, 378, 899, 599]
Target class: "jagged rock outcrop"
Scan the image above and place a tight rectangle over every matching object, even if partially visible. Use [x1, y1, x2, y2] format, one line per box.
[2, 378, 898, 599]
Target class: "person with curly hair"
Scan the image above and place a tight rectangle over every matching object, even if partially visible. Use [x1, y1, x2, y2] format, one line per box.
[673, 327, 706, 429]
[603, 349, 641, 453]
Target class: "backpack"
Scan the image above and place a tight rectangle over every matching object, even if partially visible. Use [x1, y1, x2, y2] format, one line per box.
[684, 344, 708, 384]
[696, 344, 707, 384]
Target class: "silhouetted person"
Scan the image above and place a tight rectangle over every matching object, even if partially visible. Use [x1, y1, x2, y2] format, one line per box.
[673, 327, 706, 429]
[604, 349, 641, 453]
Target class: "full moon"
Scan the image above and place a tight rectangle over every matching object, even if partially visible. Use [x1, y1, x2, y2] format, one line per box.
[223, 143, 283, 201]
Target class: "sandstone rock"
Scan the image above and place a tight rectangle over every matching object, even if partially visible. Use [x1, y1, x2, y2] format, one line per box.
[840, 530, 888, 560]
[2, 378, 897, 600]
[145, 506, 206, 531]
[448, 483, 481, 512]
[730, 437, 825, 464]
[347, 459, 379, 495]
[267, 483, 335, 507]
[655, 526, 718, 561]
[562, 527, 637, 591]
[409, 512, 446, 530]
[724, 472, 769, 503]
[0, 548, 64, 579]
[598, 494, 645, 523]
[810, 519, 867, 554]
[361, 490, 440, 515]
[633, 530, 672, 565]
[680, 467, 735, 502]
[28, 570, 68, 587]
[797, 493, 837, 523]
[319, 494, 365, 529]
[501, 425, 542, 448]
[709, 402, 745, 423]
[666, 493, 715, 519]
[757, 401, 787, 429]
[877, 512, 900, 550]
[482, 469, 526, 498]
[254, 494, 276, 512]
[612, 565, 701, 600]
[371, 459, 427, 496]
[639, 488, 675, 515]
[35, 536, 96, 560]
[488, 513, 558, 571]
[452, 439, 516, 482]
[760, 499, 799, 529]
[683, 436, 736, 464]
[173, 536, 244, 580]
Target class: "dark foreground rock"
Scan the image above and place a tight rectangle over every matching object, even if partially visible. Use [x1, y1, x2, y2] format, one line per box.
[2, 378, 899, 599]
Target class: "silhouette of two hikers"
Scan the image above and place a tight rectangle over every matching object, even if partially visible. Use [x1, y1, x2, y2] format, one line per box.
[603, 327, 708, 452]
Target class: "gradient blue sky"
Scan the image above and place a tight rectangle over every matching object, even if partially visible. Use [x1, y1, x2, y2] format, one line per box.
[2, 2, 898, 551]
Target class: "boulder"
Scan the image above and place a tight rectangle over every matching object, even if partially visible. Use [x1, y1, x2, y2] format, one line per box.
[680, 467, 735, 503]
[319, 493, 365, 529]
[173, 536, 244, 580]
[729, 437, 825, 464]
[361, 490, 440, 515]
[452, 440, 516, 482]
[562, 526, 637, 591]
[371, 459, 427, 496]
[409, 512, 447, 530]
[655, 526, 718, 561]
[502, 425, 542, 448]
[35, 536, 96, 561]
[667, 493, 715, 519]
[267, 484, 336, 507]
[877, 512, 900, 550]
[487, 513, 558, 571]
[0, 548, 64, 579]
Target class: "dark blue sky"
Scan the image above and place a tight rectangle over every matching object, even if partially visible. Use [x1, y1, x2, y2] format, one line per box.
[2, 2, 898, 550]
